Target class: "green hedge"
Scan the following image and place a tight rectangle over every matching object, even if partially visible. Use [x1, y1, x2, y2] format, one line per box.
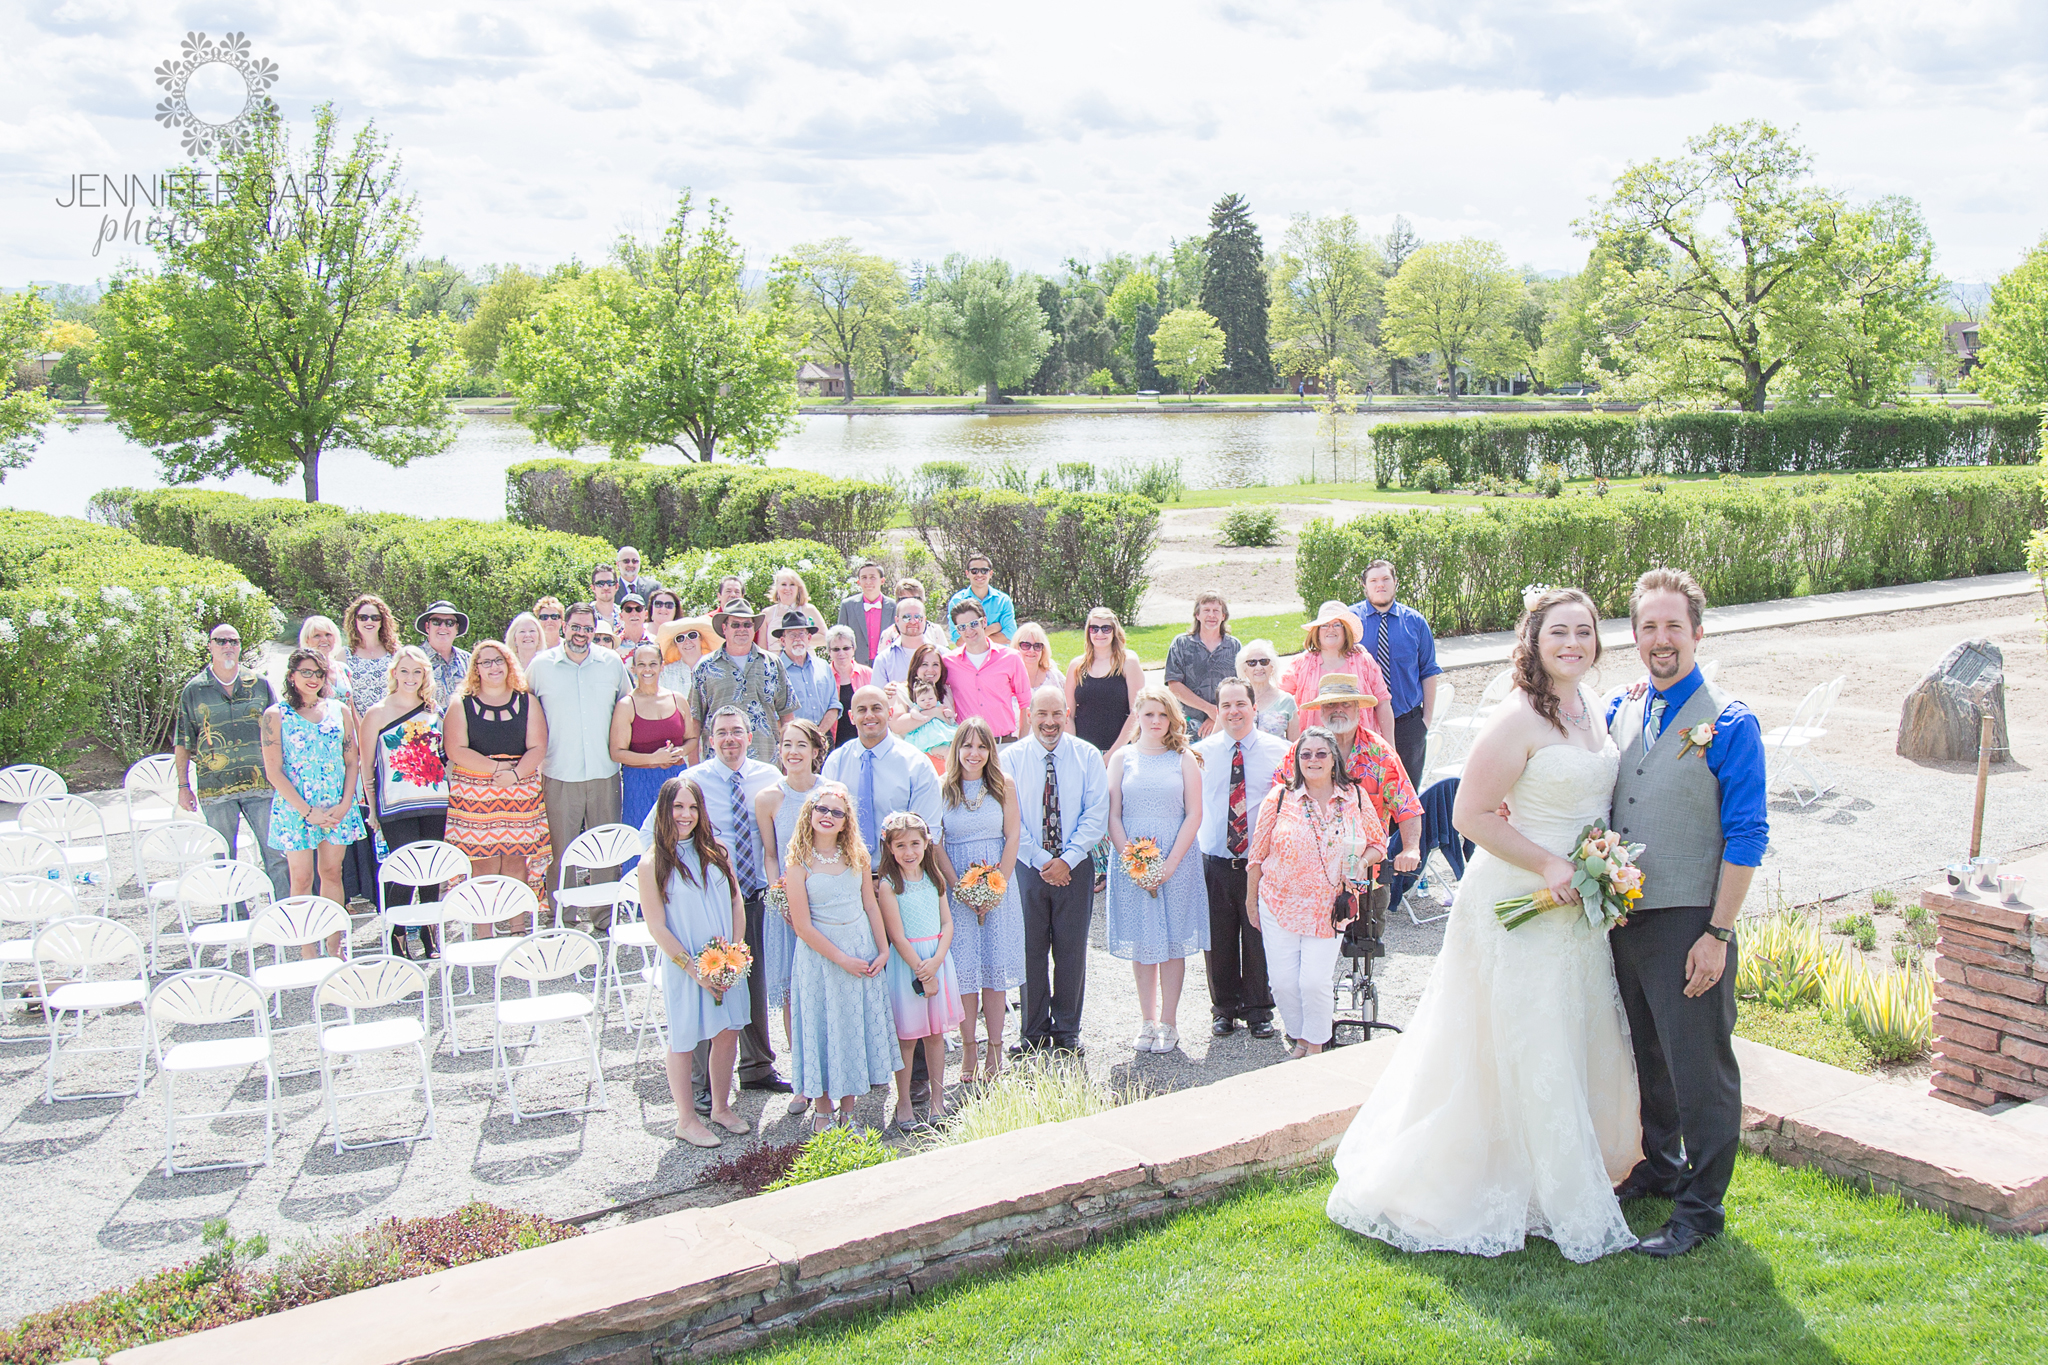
[911, 489, 1159, 626]
[93, 489, 615, 644]
[1297, 469, 2046, 636]
[0, 511, 279, 766]
[505, 459, 901, 561]
[654, 540, 845, 616]
[1368, 409, 2043, 487]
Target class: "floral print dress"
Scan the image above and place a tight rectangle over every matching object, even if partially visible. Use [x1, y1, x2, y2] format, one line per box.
[267, 701, 368, 852]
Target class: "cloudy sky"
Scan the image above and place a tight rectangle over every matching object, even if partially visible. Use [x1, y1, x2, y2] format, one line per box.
[4, 0, 2044, 288]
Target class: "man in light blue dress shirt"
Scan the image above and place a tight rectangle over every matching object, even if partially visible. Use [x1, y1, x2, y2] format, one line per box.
[1000, 685, 1109, 1053]
[819, 686, 944, 859]
[769, 609, 842, 736]
[527, 602, 632, 927]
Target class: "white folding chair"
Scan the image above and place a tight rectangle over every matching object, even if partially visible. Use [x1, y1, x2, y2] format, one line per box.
[136, 822, 231, 972]
[121, 756, 182, 885]
[314, 956, 437, 1155]
[0, 832, 70, 900]
[174, 861, 271, 972]
[493, 930, 608, 1122]
[1764, 678, 1836, 807]
[606, 888, 669, 1065]
[247, 897, 351, 1071]
[17, 797, 112, 910]
[147, 970, 276, 1175]
[377, 840, 470, 951]
[0, 764, 65, 835]
[0, 877, 75, 1031]
[552, 824, 642, 932]
[437, 876, 539, 1055]
[33, 915, 149, 1104]
[1427, 668, 1512, 781]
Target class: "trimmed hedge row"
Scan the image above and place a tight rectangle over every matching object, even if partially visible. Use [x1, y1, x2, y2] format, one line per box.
[911, 489, 1160, 626]
[505, 459, 901, 561]
[1368, 409, 2043, 487]
[0, 511, 279, 765]
[1297, 469, 2046, 637]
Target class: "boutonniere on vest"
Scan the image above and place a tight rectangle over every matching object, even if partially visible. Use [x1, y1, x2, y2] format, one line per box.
[1676, 720, 1717, 759]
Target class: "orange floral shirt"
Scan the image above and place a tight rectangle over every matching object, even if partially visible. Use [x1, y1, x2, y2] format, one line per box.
[1247, 786, 1388, 939]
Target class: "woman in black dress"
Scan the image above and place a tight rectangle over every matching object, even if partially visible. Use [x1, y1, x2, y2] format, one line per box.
[1065, 607, 1144, 758]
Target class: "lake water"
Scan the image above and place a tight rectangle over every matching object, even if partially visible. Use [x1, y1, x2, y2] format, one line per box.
[4, 408, 1463, 522]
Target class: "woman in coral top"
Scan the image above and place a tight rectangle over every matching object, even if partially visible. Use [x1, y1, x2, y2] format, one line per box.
[1280, 600, 1398, 742]
[1244, 725, 1387, 1058]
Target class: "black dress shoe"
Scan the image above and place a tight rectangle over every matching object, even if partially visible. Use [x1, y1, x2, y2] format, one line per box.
[1247, 1020, 1277, 1040]
[694, 1095, 713, 1117]
[1633, 1222, 1714, 1259]
[1212, 1018, 1237, 1038]
[740, 1075, 794, 1093]
[1613, 1175, 1679, 1203]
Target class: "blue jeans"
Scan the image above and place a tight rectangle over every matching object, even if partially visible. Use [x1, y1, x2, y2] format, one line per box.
[200, 790, 291, 919]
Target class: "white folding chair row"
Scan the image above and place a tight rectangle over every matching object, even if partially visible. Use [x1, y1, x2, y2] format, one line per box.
[604, 887, 669, 1065]
[314, 955, 436, 1154]
[1764, 676, 1844, 807]
[175, 860, 273, 973]
[552, 824, 641, 932]
[122, 755, 183, 887]
[0, 877, 76, 1032]
[247, 897, 353, 1072]
[136, 822, 232, 971]
[1426, 668, 1512, 781]
[33, 915, 150, 1104]
[13, 797, 112, 910]
[378, 839, 470, 950]
[437, 876, 540, 1055]
[494, 930, 608, 1122]
[148, 969, 277, 1176]
[0, 764, 65, 835]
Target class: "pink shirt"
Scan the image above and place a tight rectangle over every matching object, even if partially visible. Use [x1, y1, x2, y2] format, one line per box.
[861, 597, 884, 661]
[944, 644, 1033, 738]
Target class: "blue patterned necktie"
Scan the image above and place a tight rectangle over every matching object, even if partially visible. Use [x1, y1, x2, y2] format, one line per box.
[729, 768, 762, 893]
[1645, 694, 1668, 750]
[859, 746, 880, 857]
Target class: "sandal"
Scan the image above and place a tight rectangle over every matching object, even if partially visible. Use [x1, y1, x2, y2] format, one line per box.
[812, 1111, 835, 1134]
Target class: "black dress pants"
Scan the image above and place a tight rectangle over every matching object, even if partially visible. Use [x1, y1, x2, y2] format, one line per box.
[1202, 855, 1271, 1024]
[1020, 857, 1094, 1049]
[1392, 706, 1428, 792]
[1609, 903, 1743, 1235]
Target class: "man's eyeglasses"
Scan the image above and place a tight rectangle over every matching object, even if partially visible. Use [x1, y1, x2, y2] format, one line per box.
[622, 603, 646, 614]
[538, 612, 563, 622]
[425, 616, 460, 629]
[593, 580, 616, 590]
[969, 565, 992, 575]
[209, 636, 241, 646]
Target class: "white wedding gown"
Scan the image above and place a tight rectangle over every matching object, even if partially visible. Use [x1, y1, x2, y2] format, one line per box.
[1326, 741, 1643, 1263]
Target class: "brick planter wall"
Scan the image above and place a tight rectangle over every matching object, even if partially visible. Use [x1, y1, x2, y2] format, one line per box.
[1927, 850, 2048, 1108]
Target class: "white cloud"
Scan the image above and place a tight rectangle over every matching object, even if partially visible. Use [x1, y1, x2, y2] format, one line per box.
[0, 0, 2042, 285]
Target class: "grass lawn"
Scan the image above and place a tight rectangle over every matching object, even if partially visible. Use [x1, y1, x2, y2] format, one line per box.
[741, 1156, 2048, 1364]
[1044, 611, 1307, 671]
[1734, 1001, 1881, 1074]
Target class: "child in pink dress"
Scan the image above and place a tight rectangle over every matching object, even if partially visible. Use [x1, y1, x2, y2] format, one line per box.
[877, 812, 964, 1130]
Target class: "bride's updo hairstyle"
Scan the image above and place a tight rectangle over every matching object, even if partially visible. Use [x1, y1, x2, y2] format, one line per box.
[1510, 587, 1602, 733]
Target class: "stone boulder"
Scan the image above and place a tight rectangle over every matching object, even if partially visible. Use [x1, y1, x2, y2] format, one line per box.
[1897, 637, 2010, 762]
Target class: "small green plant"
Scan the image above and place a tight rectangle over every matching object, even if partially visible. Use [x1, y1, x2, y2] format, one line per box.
[1086, 367, 1115, 395]
[1891, 942, 1919, 969]
[1219, 506, 1281, 547]
[1475, 473, 1510, 496]
[1102, 457, 1187, 503]
[1536, 462, 1565, 498]
[934, 1057, 1148, 1147]
[1735, 912, 1826, 1009]
[1591, 477, 1611, 497]
[1056, 461, 1097, 492]
[1414, 458, 1452, 493]
[1834, 912, 1878, 953]
[1639, 474, 1668, 494]
[1870, 887, 1898, 910]
[1901, 903, 1936, 948]
[914, 460, 977, 501]
[188, 1219, 268, 1289]
[766, 1125, 898, 1190]
[989, 456, 1035, 493]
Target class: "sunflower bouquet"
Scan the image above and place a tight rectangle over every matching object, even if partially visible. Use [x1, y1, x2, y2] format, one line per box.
[1494, 822, 1646, 932]
[763, 878, 790, 922]
[1121, 837, 1165, 898]
[688, 936, 754, 1006]
[954, 862, 1008, 923]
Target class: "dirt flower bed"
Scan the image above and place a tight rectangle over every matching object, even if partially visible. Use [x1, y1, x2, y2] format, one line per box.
[0, 1203, 578, 1364]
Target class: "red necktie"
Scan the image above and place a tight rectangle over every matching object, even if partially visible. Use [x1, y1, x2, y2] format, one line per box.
[1228, 741, 1248, 857]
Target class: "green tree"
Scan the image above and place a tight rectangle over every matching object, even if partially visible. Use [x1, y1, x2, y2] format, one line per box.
[460, 265, 545, 377]
[1582, 120, 1843, 410]
[921, 255, 1051, 405]
[1975, 237, 2048, 406]
[1268, 212, 1385, 391]
[782, 239, 905, 403]
[1150, 307, 1225, 397]
[1378, 215, 1424, 392]
[1199, 193, 1274, 392]
[95, 105, 461, 502]
[403, 256, 478, 321]
[1381, 239, 1519, 396]
[1788, 196, 1944, 406]
[501, 192, 799, 461]
[0, 289, 57, 481]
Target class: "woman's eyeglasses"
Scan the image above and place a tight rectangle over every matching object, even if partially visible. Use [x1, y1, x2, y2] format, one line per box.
[1242, 658, 1273, 668]
[813, 806, 848, 822]
[1015, 641, 1044, 652]
[355, 611, 383, 623]
[1087, 624, 1115, 635]
[538, 612, 563, 622]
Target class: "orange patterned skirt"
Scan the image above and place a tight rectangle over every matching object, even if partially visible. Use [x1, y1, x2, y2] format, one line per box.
[445, 765, 552, 895]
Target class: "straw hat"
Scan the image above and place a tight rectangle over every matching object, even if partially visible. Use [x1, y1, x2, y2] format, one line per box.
[1308, 673, 1377, 710]
[1301, 600, 1361, 653]
[657, 616, 714, 663]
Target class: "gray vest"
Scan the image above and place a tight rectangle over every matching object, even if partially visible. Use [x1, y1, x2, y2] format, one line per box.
[1609, 675, 1732, 910]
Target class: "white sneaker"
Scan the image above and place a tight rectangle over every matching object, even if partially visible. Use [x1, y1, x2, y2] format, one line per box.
[1132, 1021, 1161, 1051]
[1155, 1025, 1180, 1053]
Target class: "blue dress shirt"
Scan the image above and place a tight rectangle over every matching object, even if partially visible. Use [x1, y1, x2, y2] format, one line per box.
[1001, 733, 1110, 872]
[1349, 599, 1442, 718]
[1604, 666, 1769, 868]
[819, 732, 944, 857]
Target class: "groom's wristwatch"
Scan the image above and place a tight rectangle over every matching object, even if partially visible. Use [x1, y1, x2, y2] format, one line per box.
[1704, 924, 1733, 943]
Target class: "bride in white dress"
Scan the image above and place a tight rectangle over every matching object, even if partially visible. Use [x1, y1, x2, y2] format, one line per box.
[1326, 587, 1642, 1263]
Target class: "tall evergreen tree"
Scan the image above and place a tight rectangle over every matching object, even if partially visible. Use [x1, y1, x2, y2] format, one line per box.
[1199, 193, 1274, 392]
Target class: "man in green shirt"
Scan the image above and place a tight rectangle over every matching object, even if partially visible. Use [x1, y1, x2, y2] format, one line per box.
[173, 622, 290, 910]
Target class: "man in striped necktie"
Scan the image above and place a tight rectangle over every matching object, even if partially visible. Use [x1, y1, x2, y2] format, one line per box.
[1351, 560, 1442, 792]
[1193, 678, 1289, 1040]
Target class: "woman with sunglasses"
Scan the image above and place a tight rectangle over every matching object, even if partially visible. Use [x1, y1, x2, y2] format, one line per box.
[532, 597, 567, 652]
[1011, 622, 1059, 695]
[783, 783, 901, 1132]
[821, 625, 870, 750]
[343, 594, 399, 717]
[262, 648, 367, 957]
[647, 589, 682, 634]
[1238, 639, 1295, 738]
[1065, 607, 1142, 758]
[658, 616, 715, 697]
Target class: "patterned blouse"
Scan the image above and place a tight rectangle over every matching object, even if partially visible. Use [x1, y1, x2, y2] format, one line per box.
[373, 704, 449, 820]
[1273, 728, 1423, 835]
[1247, 786, 1388, 939]
[346, 652, 391, 717]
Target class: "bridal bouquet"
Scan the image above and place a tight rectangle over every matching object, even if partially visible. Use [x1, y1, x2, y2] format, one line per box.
[1494, 822, 1645, 931]
[953, 862, 1008, 923]
[763, 878, 790, 922]
[687, 937, 754, 1006]
[1121, 837, 1165, 897]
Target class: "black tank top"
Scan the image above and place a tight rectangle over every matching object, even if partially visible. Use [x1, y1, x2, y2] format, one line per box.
[1073, 669, 1130, 752]
[464, 692, 529, 757]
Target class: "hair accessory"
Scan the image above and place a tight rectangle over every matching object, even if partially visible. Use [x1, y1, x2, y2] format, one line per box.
[1521, 583, 1554, 610]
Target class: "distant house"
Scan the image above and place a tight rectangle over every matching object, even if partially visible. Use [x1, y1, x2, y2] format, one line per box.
[797, 360, 847, 398]
[1944, 321, 1982, 377]
[9, 352, 62, 393]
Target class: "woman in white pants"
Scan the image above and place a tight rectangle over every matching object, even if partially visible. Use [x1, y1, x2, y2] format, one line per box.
[1244, 727, 1387, 1057]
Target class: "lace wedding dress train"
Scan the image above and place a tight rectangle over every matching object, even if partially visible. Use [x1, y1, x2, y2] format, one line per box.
[1325, 743, 1642, 1263]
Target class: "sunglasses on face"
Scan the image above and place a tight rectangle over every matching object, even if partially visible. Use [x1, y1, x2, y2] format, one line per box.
[593, 581, 616, 591]
[538, 612, 563, 622]
[355, 611, 383, 623]
[425, 617, 459, 629]
[1242, 658, 1273, 668]
[677, 630, 700, 642]
[652, 600, 678, 612]
[828, 642, 853, 652]
[1088, 624, 1115, 635]
[209, 637, 241, 646]
[622, 604, 646, 614]
[969, 566, 991, 575]
[813, 806, 848, 821]
[1015, 641, 1044, 652]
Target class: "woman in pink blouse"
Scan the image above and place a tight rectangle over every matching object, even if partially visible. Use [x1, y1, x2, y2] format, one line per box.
[1280, 601, 1398, 742]
[1244, 725, 1387, 1058]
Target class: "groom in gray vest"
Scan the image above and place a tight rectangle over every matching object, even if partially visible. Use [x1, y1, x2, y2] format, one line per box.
[1605, 567, 1769, 1258]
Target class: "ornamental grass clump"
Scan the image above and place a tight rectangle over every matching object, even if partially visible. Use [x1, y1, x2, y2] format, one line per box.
[933, 1057, 1148, 1147]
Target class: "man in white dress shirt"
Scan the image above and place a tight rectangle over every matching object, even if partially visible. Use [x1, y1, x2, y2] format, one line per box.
[1192, 677, 1287, 1040]
[1001, 686, 1109, 1054]
[819, 686, 944, 860]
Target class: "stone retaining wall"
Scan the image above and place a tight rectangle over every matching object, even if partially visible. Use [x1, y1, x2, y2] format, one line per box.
[1926, 850, 2048, 1108]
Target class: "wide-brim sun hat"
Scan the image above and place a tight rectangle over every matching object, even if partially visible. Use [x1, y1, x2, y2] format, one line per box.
[1301, 600, 1360, 652]
[1309, 673, 1377, 709]
[711, 601, 760, 634]
[414, 600, 469, 636]
[658, 617, 714, 654]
